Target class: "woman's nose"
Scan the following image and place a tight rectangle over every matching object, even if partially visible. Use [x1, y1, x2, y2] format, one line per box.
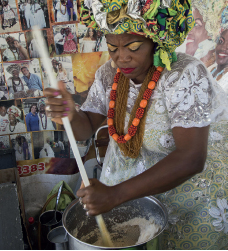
[117, 48, 131, 63]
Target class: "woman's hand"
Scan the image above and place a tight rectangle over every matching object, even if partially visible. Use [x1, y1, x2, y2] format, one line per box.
[76, 179, 118, 216]
[44, 81, 76, 125]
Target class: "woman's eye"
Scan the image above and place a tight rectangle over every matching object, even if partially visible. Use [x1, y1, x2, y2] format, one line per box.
[218, 38, 224, 45]
[128, 46, 140, 52]
[107, 44, 117, 52]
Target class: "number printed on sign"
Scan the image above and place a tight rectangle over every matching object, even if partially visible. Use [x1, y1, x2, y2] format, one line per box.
[17, 163, 45, 176]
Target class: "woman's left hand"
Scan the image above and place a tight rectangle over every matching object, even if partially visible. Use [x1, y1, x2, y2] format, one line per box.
[76, 179, 118, 216]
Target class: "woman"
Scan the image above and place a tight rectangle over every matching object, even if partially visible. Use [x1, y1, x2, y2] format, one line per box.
[6, 63, 29, 99]
[25, 104, 39, 131]
[57, 62, 74, 93]
[55, 0, 69, 22]
[24, 0, 31, 29]
[80, 27, 97, 53]
[6, 105, 26, 134]
[211, 29, 228, 93]
[63, 27, 77, 54]
[3, 36, 29, 61]
[44, 0, 228, 249]
[2, 0, 16, 30]
[29, 0, 46, 28]
[21, 135, 31, 160]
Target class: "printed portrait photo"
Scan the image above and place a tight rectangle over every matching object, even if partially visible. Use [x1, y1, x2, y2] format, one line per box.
[53, 0, 77, 23]
[0, 33, 29, 62]
[41, 55, 75, 94]
[4, 59, 43, 99]
[10, 132, 33, 160]
[25, 30, 48, 58]
[0, 135, 10, 148]
[23, 97, 57, 132]
[0, 99, 26, 135]
[78, 24, 108, 53]
[0, 63, 9, 100]
[53, 23, 78, 55]
[32, 130, 69, 159]
[18, 0, 50, 30]
[0, 0, 21, 33]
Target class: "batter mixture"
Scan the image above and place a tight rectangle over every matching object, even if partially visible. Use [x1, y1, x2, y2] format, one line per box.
[73, 217, 161, 248]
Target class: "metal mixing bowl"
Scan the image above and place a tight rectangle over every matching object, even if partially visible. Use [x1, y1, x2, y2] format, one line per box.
[62, 196, 168, 250]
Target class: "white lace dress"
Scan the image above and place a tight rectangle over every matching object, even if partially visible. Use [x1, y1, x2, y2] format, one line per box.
[81, 53, 228, 249]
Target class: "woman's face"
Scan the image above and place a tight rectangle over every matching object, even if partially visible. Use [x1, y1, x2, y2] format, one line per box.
[9, 114, 16, 125]
[106, 33, 154, 84]
[58, 63, 62, 69]
[215, 29, 228, 67]
[31, 105, 37, 114]
[12, 70, 19, 78]
[89, 28, 93, 38]
[186, 8, 209, 56]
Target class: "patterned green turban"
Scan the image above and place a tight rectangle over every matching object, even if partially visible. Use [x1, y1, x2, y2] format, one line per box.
[80, 0, 195, 70]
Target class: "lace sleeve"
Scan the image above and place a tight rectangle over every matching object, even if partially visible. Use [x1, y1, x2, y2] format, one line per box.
[163, 54, 228, 128]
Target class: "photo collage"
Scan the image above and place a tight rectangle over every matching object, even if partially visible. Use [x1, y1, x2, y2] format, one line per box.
[0, 0, 110, 175]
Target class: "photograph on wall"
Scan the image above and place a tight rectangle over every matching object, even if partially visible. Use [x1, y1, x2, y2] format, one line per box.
[0, 33, 29, 62]
[53, 23, 78, 55]
[176, 1, 228, 94]
[41, 55, 75, 93]
[72, 51, 110, 95]
[10, 132, 33, 160]
[78, 24, 108, 53]
[32, 130, 69, 159]
[0, 99, 26, 135]
[53, 0, 77, 23]
[0, 0, 21, 33]
[25, 30, 48, 58]
[18, 0, 50, 30]
[0, 63, 9, 100]
[23, 97, 57, 132]
[0, 135, 10, 148]
[4, 59, 43, 99]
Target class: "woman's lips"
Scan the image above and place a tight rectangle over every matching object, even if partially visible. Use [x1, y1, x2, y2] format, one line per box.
[218, 53, 228, 58]
[186, 38, 194, 45]
[120, 68, 136, 74]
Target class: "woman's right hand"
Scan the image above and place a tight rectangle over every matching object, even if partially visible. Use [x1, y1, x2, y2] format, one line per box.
[44, 81, 76, 125]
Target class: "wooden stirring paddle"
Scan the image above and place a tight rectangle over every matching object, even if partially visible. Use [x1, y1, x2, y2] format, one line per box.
[32, 26, 113, 247]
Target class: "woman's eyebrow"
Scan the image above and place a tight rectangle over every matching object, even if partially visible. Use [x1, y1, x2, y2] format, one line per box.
[107, 41, 143, 47]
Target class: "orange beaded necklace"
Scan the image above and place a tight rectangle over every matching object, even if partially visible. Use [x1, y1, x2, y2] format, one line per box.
[107, 66, 164, 144]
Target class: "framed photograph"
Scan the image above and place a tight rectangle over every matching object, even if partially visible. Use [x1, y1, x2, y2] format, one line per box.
[18, 0, 50, 30]
[10, 132, 33, 160]
[41, 55, 75, 94]
[53, 0, 77, 23]
[0, 33, 29, 62]
[78, 24, 108, 53]
[25, 30, 48, 58]
[53, 23, 78, 55]
[23, 97, 57, 132]
[0, 99, 26, 135]
[32, 130, 69, 159]
[0, 0, 21, 33]
[4, 59, 43, 99]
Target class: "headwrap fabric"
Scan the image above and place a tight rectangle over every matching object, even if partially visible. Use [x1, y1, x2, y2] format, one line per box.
[7, 106, 21, 118]
[80, 0, 194, 70]
[6, 64, 21, 75]
[37, 98, 46, 109]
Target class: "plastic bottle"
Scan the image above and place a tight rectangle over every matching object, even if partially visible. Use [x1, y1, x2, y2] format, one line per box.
[28, 217, 38, 250]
